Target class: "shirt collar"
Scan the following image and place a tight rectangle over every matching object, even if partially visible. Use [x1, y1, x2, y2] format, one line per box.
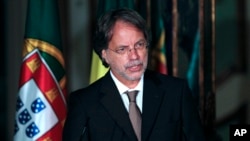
[110, 71, 144, 94]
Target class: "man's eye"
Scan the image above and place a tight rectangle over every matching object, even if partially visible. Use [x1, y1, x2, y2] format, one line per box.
[135, 42, 145, 48]
[138, 42, 144, 46]
[116, 47, 126, 53]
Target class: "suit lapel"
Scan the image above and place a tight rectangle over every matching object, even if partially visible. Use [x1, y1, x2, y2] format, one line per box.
[141, 71, 165, 140]
[99, 72, 137, 141]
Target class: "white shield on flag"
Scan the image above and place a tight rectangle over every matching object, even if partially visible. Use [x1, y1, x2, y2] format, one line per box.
[14, 79, 58, 141]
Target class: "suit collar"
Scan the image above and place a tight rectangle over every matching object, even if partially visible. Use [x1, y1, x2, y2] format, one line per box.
[141, 70, 165, 140]
[99, 72, 138, 140]
[99, 70, 165, 141]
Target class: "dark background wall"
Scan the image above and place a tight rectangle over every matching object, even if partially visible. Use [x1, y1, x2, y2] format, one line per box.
[2, 0, 250, 141]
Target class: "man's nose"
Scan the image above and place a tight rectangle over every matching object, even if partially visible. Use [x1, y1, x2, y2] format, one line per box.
[128, 48, 139, 59]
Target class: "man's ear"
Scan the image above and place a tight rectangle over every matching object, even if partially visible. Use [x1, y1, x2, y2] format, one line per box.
[101, 50, 108, 64]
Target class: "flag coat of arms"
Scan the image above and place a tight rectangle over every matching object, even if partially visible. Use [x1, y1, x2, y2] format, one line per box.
[14, 0, 67, 141]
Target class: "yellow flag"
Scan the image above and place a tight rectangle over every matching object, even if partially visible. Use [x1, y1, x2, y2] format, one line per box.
[89, 51, 108, 84]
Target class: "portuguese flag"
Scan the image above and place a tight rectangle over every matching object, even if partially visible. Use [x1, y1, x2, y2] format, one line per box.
[14, 0, 67, 141]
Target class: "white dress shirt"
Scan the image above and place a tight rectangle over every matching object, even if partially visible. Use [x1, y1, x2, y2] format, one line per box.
[110, 71, 143, 113]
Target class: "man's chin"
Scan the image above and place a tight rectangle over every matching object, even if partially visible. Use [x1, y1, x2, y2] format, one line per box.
[126, 72, 143, 81]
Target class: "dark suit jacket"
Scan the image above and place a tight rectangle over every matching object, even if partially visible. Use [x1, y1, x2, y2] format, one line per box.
[63, 70, 205, 141]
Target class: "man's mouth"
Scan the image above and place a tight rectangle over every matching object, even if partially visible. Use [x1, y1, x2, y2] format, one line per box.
[127, 64, 142, 72]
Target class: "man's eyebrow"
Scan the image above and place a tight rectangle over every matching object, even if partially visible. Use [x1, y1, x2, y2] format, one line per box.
[135, 39, 146, 43]
[116, 39, 146, 48]
[116, 45, 129, 48]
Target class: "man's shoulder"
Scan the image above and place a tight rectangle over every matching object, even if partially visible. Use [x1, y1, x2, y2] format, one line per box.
[69, 76, 105, 98]
[145, 69, 186, 84]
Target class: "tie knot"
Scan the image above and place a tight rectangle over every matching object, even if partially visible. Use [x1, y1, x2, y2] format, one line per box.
[125, 90, 139, 102]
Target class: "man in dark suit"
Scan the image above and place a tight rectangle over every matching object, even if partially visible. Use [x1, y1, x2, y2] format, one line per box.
[63, 8, 205, 141]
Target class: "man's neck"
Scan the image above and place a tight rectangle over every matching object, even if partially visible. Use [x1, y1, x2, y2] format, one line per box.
[110, 71, 143, 89]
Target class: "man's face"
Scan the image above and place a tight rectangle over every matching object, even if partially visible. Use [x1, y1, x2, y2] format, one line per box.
[102, 21, 148, 85]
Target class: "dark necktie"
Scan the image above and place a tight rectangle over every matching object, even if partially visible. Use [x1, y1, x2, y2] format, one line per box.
[126, 90, 141, 141]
